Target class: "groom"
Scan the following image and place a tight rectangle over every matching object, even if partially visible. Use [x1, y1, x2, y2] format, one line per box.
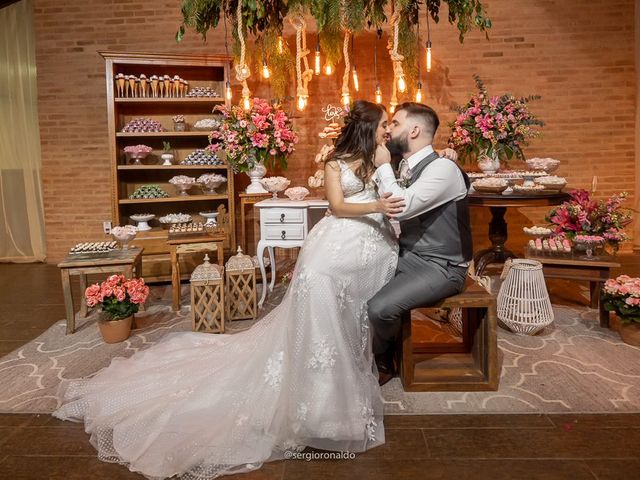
[368, 102, 473, 386]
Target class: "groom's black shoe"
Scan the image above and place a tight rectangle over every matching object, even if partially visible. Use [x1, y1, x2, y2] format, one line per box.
[375, 351, 396, 386]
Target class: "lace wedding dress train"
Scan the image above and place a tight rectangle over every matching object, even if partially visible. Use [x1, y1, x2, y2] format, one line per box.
[53, 161, 399, 479]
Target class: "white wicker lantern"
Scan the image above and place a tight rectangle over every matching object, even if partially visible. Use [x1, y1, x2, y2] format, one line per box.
[497, 259, 554, 335]
[190, 254, 225, 333]
[225, 246, 257, 321]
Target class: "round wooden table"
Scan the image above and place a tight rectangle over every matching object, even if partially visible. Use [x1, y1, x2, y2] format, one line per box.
[468, 191, 570, 274]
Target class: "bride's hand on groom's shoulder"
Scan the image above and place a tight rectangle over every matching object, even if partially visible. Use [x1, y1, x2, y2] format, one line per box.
[438, 148, 458, 162]
[374, 144, 391, 167]
[376, 192, 406, 218]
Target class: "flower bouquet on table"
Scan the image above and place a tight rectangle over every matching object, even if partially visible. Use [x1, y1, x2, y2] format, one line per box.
[448, 75, 544, 172]
[545, 189, 632, 254]
[603, 275, 640, 345]
[85, 275, 149, 343]
[207, 97, 298, 174]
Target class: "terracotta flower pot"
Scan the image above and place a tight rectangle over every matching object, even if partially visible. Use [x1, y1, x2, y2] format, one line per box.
[98, 315, 133, 344]
[618, 320, 640, 347]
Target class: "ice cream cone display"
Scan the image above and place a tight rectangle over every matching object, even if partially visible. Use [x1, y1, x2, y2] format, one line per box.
[134, 77, 141, 97]
[139, 74, 148, 97]
[115, 73, 125, 97]
[158, 78, 164, 97]
[183, 80, 189, 96]
[150, 75, 159, 97]
[163, 75, 171, 97]
[128, 75, 137, 98]
[172, 75, 180, 98]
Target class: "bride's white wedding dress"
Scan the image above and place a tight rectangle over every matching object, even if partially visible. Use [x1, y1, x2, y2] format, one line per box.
[53, 160, 399, 479]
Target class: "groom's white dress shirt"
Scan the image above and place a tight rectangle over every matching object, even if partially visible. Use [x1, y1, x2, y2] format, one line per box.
[374, 145, 468, 222]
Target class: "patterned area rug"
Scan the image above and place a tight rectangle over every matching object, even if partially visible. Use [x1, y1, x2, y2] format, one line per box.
[1, 284, 639, 414]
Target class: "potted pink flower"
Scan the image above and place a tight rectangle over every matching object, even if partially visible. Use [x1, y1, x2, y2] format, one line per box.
[207, 98, 298, 193]
[85, 274, 149, 343]
[603, 275, 640, 346]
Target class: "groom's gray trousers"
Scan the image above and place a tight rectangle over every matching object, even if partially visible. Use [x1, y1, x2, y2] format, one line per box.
[367, 251, 467, 356]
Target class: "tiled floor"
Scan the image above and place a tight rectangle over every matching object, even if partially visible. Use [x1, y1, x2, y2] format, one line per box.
[1, 259, 640, 479]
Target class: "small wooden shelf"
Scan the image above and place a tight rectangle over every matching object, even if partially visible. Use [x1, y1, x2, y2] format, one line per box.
[117, 165, 227, 170]
[119, 194, 228, 204]
[116, 131, 211, 138]
[115, 97, 225, 104]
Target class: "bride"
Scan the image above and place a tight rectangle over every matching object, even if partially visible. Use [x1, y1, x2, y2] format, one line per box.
[54, 100, 406, 479]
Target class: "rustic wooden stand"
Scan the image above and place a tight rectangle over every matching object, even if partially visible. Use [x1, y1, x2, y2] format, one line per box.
[57, 247, 144, 334]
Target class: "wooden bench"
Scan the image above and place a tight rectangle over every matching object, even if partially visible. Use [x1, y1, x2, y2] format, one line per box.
[523, 248, 620, 328]
[400, 280, 499, 392]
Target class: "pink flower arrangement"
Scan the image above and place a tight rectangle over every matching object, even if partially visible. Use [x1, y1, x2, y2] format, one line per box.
[546, 190, 631, 251]
[448, 75, 543, 163]
[207, 98, 298, 173]
[85, 274, 149, 321]
[603, 275, 640, 323]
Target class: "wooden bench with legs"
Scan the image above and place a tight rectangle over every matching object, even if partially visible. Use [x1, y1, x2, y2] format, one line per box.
[400, 279, 499, 392]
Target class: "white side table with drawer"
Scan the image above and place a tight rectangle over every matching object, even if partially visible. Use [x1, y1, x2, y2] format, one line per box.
[254, 198, 328, 307]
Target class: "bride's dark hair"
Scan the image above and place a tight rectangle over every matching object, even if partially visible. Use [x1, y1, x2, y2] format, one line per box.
[330, 100, 386, 187]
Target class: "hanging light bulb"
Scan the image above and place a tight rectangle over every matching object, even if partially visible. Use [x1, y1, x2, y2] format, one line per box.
[225, 80, 232, 101]
[397, 75, 406, 93]
[426, 40, 432, 72]
[243, 95, 251, 111]
[415, 81, 423, 103]
[389, 103, 396, 114]
[375, 83, 382, 104]
[262, 58, 270, 79]
[297, 96, 307, 111]
[314, 38, 321, 75]
[352, 65, 359, 92]
[277, 36, 284, 54]
[341, 92, 350, 107]
[240, 64, 249, 77]
[324, 63, 333, 75]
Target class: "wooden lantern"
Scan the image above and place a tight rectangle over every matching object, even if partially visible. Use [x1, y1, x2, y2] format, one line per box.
[225, 246, 257, 321]
[190, 254, 225, 333]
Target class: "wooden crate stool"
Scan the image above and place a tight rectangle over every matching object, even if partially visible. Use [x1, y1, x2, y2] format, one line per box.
[57, 247, 144, 334]
[225, 246, 257, 321]
[190, 254, 225, 333]
[523, 248, 621, 328]
[168, 230, 225, 311]
[400, 280, 499, 392]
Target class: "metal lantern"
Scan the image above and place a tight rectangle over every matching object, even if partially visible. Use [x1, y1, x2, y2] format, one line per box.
[225, 246, 257, 321]
[497, 259, 554, 335]
[190, 254, 225, 333]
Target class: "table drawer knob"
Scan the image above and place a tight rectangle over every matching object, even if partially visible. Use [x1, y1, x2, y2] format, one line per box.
[281, 230, 286, 239]
[280, 213, 285, 223]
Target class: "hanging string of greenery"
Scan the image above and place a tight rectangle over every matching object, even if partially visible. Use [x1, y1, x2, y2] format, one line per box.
[176, 0, 491, 99]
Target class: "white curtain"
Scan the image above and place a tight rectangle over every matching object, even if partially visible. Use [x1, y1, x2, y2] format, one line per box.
[0, 0, 46, 262]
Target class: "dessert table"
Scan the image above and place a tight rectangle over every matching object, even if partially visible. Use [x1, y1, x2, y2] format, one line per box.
[468, 191, 570, 274]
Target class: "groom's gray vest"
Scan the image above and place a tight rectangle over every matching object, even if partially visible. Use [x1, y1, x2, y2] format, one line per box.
[399, 152, 473, 265]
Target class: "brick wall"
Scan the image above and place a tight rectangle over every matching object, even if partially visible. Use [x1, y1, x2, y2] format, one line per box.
[33, 0, 636, 262]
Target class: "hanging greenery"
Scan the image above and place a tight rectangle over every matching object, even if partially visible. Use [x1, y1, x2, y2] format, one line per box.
[176, 0, 491, 100]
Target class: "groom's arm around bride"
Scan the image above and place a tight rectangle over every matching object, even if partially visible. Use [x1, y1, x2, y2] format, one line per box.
[367, 102, 474, 384]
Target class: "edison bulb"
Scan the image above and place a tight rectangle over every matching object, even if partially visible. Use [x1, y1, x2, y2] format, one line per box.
[426, 41, 432, 72]
[375, 85, 382, 104]
[297, 96, 306, 111]
[324, 63, 333, 75]
[397, 76, 406, 93]
[352, 66, 359, 92]
[314, 49, 321, 75]
[415, 82, 423, 102]
[225, 81, 232, 100]
[262, 60, 270, 79]
[243, 96, 251, 111]
[342, 93, 350, 107]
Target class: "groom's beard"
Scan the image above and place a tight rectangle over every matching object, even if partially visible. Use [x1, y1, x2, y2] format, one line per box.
[386, 133, 409, 169]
